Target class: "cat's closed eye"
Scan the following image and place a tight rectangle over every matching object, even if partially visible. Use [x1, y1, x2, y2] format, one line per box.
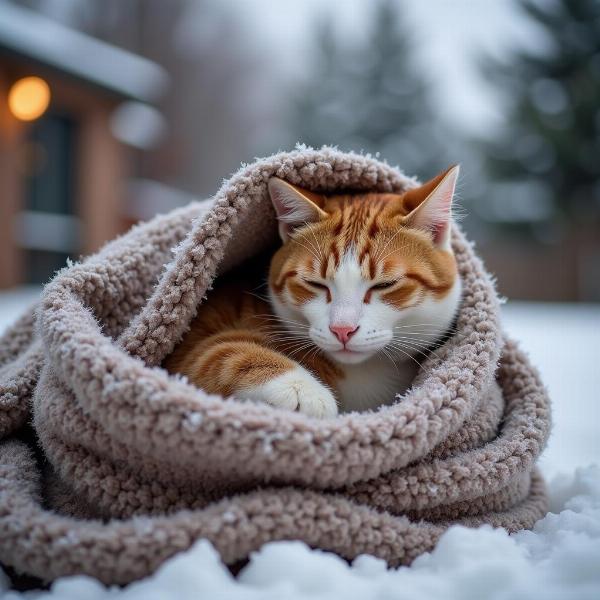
[303, 279, 328, 290]
[370, 280, 399, 290]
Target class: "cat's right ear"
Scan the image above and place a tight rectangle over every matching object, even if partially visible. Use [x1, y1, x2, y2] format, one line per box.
[268, 177, 328, 241]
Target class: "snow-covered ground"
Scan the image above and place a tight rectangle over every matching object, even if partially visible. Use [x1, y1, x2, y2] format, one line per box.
[1, 290, 599, 599]
[501, 302, 599, 478]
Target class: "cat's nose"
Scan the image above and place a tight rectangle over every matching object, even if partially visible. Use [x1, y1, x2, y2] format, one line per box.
[329, 324, 359, 344]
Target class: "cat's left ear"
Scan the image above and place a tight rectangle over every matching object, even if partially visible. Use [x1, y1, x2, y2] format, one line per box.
[403, 165, 460, 250]
[268, 177, 328, 241]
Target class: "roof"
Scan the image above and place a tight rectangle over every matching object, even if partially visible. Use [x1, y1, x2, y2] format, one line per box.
[0, 3, 168, 104]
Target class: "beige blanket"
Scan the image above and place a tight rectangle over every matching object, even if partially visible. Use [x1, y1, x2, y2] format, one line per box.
[0, 148, 550, 585]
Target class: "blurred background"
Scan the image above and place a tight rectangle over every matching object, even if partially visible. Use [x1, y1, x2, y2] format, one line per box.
[0, 0, 598, 480]
[0, 0, 598, 301]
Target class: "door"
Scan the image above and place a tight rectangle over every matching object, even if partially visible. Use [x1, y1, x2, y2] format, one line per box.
[19, 112, 79, 284]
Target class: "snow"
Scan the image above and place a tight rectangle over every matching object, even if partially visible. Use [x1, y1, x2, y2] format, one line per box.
[182, 411, 204, 432]
[1, 467, 599, 599]
[1, 292, 599, 598]
[0, 287, 41, 330]
[501, 302, 600, 477]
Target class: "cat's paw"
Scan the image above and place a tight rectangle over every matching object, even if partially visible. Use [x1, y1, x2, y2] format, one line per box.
[243, 367, 338, 418]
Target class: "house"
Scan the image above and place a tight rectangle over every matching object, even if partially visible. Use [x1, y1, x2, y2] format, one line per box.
[0, 3, 169, 287]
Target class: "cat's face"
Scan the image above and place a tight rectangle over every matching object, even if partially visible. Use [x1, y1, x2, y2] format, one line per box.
[267, 167, 462, 365]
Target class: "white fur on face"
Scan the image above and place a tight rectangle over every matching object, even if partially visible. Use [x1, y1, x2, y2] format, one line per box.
[270, 249, 461, 366]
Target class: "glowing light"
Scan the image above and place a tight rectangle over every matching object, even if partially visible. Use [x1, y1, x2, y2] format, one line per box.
[8, 76, 51, 121]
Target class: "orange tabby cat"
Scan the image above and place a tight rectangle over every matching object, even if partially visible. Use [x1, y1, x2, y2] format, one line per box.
[164, 166, 462, 417]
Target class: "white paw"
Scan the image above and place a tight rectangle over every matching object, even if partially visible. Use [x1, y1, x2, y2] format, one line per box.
[243, 368, 338, 418]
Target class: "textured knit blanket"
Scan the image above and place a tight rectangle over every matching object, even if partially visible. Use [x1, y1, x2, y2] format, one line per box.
[0, 148, 551, 585]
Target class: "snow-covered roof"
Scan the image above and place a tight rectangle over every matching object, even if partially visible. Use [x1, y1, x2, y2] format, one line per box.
[0, 3, 168, 103]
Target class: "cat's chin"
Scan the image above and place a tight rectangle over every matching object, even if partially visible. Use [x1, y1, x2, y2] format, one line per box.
[326, 348, 374, 365]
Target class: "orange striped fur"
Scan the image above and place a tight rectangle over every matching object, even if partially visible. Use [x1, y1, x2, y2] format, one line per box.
[164, 166, 462, 417]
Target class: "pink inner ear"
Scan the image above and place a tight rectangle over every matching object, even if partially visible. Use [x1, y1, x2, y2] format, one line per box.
[430, 193, 452, 244]
[407, 165, 458, 246]
[432, 220, 449, 245]
[270, 188, 292, 220]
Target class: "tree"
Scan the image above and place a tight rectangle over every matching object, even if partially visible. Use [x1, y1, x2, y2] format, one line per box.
[290, 0, 449, 179]
[480, 0, 600, 233]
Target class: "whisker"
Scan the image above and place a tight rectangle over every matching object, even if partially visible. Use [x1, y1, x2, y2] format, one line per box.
[393, 323, 458, 330]
[264, 326, 305, 332]
[392, 338, 438, 349]
[299, 344, 323, 364]
[393, 324, 462, 337]
[243, 290, 271, 303]
[273, 337, 312, 349]
[385, 338, 436, 372]
[265, 330, 309, 336]
[265, 329, 311, 337]
[267, 332, 311, 340]
[288, 342, 319, 360]
[259, 322, 310, 329]
[291, 239, 321, 263]
[308, 225, 325, 262]
[266, 337, 309, 345]
[372, 227, 409, 263]
[388, 340, 446, 365]
[389, 341, 434, 356]
[378, 241, 411, 265]
[379, 347, 401, 378]
[392, 332, 443, 339]
[254, 313, 309, 323]
[393, 328, 474, 345]
[286, 344, 311, 358]
[389, 346, 430, 374]
[301, 222, 324, 263]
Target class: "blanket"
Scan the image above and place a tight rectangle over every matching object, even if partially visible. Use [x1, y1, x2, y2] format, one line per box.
[0, 148, 551, 585]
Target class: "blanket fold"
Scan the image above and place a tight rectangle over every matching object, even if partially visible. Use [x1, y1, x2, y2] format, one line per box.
[0, 148, 551, 585]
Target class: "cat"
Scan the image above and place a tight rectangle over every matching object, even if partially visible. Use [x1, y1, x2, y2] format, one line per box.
[164, 165, 462, 417]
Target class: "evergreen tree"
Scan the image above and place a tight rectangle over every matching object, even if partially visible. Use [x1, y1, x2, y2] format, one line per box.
[291, 0, 448, 179]
[481, 0, 600, 231]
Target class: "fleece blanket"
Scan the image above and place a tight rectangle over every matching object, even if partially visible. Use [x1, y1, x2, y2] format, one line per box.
[0, 148, 551, 585]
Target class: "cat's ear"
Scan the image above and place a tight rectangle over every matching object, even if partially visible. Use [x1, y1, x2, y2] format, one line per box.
[403, 165, 459, 250]
[268, 177, 328, 241]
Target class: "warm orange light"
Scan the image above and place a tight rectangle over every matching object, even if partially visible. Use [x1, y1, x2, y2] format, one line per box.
[8, 76, 51, 121]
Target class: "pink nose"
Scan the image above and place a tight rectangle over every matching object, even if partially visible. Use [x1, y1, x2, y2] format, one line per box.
[329, 324, 359, 344]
